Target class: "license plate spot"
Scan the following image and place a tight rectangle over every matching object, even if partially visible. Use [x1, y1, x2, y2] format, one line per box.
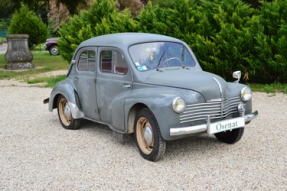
[208, 117, 245, 135]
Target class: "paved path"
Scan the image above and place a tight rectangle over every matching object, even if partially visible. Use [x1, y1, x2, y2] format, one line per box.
[0, 44, 7, 54]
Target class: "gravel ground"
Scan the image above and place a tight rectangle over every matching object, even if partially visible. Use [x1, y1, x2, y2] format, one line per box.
[0, 86, 286, 190]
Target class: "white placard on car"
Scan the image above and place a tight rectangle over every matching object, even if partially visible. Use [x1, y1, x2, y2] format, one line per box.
[208, 117, 245, 135]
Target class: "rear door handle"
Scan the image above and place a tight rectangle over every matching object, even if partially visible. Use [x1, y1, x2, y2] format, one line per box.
[75, 77, 78, 81]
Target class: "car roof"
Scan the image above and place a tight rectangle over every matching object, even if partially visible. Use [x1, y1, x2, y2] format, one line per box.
[78, 33, 183, 48]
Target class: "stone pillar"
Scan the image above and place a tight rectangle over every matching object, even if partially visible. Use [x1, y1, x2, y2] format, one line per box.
[5, 34, 34, 70]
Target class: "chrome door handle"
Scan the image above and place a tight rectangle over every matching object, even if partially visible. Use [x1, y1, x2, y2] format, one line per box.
[75, 77, 78, 81]
[123, 84, 131, 88]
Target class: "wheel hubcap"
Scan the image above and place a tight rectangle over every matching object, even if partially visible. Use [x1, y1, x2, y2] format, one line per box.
[52, 48, 58, 54]
[143, 126, 153, 145]
[64, 104, 71, 119]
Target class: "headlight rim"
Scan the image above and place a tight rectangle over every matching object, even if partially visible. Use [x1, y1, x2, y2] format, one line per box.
[172, 97, 186, 113]
[241, 87, 252, 101]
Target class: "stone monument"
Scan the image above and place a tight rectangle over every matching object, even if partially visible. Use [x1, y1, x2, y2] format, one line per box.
[5, 34, 34, 70]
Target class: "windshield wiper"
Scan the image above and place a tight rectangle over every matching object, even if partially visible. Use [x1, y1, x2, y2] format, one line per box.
[156, 50, 165, 71]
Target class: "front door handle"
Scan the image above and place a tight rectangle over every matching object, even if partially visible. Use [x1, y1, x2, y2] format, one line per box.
[123, 84, 131, 88]
[75, 77, 78, 81]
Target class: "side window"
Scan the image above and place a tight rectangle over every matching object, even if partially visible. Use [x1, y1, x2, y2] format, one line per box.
[88, 50, 96, 71]
[100, 50, 128, 75]
[77, 50, 96, 71]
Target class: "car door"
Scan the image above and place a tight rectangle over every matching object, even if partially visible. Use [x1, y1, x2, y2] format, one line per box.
[96, 48, 132, 131]
[73, 47, 100, 120]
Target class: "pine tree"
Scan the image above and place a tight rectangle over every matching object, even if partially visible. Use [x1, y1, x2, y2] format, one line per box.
[8, 4, 47, 48]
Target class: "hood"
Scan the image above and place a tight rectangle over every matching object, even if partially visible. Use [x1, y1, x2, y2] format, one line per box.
[145, 69, 228, 101]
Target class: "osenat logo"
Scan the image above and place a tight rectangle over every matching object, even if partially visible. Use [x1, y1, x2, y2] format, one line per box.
[216, 121, 238, 131]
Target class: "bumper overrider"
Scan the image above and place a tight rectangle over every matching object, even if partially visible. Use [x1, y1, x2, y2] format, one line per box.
[170, 110, 258, 136]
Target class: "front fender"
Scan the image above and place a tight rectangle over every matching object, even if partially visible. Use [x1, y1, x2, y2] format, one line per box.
[227, 82, 252, 115]
[48, 79, 84, 119]
[124, 85, 205, 140]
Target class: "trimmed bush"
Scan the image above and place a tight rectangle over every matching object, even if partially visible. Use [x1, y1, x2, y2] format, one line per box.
[58, 0, 287, 83]
[58, 0, 137, 63]
[249, 0, 287, 82]
[8, 5, 47, 48]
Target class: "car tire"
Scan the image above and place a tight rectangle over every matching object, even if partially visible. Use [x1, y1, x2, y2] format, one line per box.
[49, 45, 59, 55]
[214, 127, 244, 144]
[134, 108, 166, 162]
[57, 95, 81, 130]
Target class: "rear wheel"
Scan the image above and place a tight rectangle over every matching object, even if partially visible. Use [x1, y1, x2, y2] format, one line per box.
[57, 95, 81, 130]
[134, 108, 166, 162]
[214, 128, 244, 144]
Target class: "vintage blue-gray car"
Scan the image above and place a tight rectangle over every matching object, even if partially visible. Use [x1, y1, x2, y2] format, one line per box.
[44, 33, 258, 161]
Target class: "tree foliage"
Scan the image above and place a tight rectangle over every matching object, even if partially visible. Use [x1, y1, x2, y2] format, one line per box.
[58, 0, 287, 83]
[249, 0, 287, 82]
[11, 0, 88, 15]
[58, 0, 138, 62]
[0, 0, 14, 30]
[8, 4, 47, 48]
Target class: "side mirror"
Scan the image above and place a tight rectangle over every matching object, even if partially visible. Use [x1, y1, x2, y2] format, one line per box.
[71, 60, 76, 65]
[233, 71, 241, 83]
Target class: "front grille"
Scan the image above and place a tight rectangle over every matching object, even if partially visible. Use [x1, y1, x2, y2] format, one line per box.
[180, 96, 242, 124]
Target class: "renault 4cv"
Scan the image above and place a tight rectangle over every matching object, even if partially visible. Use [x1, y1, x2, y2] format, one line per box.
[44, 33, 258, 162]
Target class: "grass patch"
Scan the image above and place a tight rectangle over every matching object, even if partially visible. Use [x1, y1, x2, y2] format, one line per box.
[0, 51, 69, 79]
[46, 75, 66, 87]
[247, 83, 287, 94]
[18, 75, 66, 87]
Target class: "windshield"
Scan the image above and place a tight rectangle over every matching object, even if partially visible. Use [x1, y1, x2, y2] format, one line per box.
[129, 42, 195, 71]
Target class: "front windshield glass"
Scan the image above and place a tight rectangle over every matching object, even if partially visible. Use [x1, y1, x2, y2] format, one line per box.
[129, 42, 195, 71]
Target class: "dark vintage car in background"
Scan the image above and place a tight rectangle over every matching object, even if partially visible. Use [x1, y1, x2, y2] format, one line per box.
[44, 38, 59, 55]
[44, 33, 258, 162]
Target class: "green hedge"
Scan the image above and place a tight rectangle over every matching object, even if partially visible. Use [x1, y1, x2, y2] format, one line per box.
[58, 0, 287, 83]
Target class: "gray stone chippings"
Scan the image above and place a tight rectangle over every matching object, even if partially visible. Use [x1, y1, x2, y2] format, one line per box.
[0, 86, 286, 190]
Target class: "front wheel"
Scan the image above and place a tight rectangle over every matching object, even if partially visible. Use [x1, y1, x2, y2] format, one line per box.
[49, 45, 59, 55]
[134, 108, 166, 162]
[214, 127, 244, 144]
[57, 95, 81, 130]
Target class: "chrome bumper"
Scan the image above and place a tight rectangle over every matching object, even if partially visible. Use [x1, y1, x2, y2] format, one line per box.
[170, 110, 258, 136]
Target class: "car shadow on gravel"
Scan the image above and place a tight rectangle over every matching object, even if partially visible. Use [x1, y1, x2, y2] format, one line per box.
[78, 119, 226, 160]
[78, 119, 136, 143]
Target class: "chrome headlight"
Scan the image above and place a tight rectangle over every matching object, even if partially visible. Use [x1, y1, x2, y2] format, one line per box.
[241, 87, 252, 101]
[172, 97, 186, 113]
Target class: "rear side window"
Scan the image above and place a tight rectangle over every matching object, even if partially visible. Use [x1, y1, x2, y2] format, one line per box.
[100, 50, 128, 75]
[78, 50, 96, 71]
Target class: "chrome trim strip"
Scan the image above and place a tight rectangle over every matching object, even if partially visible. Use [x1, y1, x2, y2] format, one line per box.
[69, 102, 84, 119]
[180, 110, 239, 123]
[170, 124, 207, 136]
[171, 111, 258, 136]
[213, 77, 223, 99]
[180, 108, 238, 120]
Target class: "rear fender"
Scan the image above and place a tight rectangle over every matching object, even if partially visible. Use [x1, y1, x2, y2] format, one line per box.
[48, 79, 84, 119]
